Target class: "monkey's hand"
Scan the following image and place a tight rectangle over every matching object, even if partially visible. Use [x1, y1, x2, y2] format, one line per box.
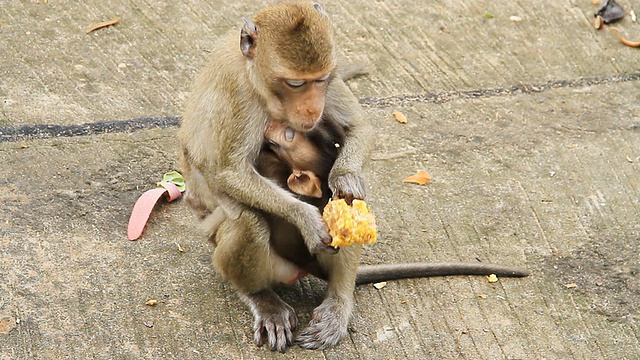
[328, 171, 366, 205]
[298, 203, 338, 255]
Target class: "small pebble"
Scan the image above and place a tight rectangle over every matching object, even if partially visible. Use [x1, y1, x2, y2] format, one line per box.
[594, 16, 604, 29]
[373, 282, 387, 289]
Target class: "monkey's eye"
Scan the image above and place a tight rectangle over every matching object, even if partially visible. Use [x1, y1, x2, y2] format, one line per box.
[285, 79, 306, 88]
[315, 72, 331, 83]
[284, 128, 295, 142]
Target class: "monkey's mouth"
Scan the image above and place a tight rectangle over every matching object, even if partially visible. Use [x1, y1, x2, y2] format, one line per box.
[294, 116, 323, 132]
[297, 122, 317, 132]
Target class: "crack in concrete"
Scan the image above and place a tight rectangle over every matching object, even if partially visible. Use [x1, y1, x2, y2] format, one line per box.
[0, 116, 180, 143]
[359, 71, 640, 108]
[1, 72, 639, 143]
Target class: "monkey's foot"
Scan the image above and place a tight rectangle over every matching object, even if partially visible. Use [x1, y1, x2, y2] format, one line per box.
[243, 289, 298, 353]
[296, 298, 349, 350]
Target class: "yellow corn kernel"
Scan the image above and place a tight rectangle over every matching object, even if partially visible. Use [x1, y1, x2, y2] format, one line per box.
[322, 199, 377, 248]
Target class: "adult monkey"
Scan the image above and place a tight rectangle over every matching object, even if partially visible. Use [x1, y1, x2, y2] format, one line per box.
[178, 0, 529, 353]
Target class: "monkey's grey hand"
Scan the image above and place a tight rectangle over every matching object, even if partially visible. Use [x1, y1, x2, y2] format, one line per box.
[299, 203, 337, 255]
[296, 297, 349, 350]
[245, 290, 298, 353]
[329, 172, 366, 205]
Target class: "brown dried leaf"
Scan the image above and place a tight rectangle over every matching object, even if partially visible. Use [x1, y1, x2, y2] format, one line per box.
[609, 27, 640, 47]
[86, 17, 120, 34]
[392, 111, 408, 124]
[403, 170, 431, 185]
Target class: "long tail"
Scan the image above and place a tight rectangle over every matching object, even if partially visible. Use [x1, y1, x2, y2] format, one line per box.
[356, 262, 531, 285]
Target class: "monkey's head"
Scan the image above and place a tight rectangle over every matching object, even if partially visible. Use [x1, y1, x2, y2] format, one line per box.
[265, 120, 322, 171]
[241, 1, 336, 132]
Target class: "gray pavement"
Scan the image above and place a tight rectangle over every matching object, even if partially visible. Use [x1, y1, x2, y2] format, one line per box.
[1, 0, 640, 359]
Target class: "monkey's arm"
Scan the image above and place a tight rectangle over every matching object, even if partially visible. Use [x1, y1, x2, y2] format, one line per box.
[208, 122, 335, 255]
[324, 78, 374, 201]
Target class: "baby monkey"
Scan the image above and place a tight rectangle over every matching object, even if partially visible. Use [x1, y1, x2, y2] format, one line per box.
[263, 121, 327, 199]
[258, 61, 369, 203]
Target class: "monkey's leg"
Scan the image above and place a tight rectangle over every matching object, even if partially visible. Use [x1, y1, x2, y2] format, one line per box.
[296, 245, 362, 349]
[212, 210, 298, 353]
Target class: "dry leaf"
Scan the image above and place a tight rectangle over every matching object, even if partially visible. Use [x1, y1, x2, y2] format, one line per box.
[392, 111, 408, 124]
[403, 170, 431, 185]
[145, 300, 158, 306]
[176, 242, 184, 252]
[86, 17, 120, 34]
[609, 27, 640, 47]
[0, 315, 17, 334]
[565, 283, 577, 289]
[373, 282, 387, 289]
[486, 274, 498, 283]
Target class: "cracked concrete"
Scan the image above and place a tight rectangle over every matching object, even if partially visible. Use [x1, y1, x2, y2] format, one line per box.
[1, 0, 639, 359]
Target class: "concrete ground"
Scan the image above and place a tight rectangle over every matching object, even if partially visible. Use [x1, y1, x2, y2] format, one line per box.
[1, 0, 639, 359]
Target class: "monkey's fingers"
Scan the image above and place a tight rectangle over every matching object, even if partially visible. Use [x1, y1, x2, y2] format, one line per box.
[302, 212, 339, 255]
[329, 173, 366, 205]
[315, 238, 340, 254]
[296, 301, 348, 349]
[249, 292, 298, 353]
[254, 317, 296, 353]
[333, 191, 355, 205]
[254, 321, 283, 353]
[306, 236, 339, 255]
[319, 231, 340, 254]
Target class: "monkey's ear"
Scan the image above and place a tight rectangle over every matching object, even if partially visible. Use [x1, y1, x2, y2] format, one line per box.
[240, 17, 257, 58]
[313, 3, 328, 17]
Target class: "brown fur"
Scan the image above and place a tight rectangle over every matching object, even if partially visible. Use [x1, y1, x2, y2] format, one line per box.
[179, 0, 372, 352]
[254, 1, 335, 73]
[179, 1, 529, 353]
